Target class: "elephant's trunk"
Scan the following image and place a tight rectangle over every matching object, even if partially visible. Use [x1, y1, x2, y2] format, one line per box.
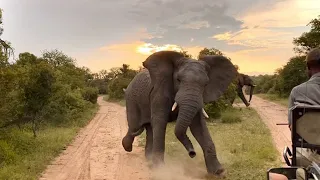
[173, 84, 210, 158]
[174, 104, 196, 158]
[237, 86, 250, 107]
[248, 85, 255, 102]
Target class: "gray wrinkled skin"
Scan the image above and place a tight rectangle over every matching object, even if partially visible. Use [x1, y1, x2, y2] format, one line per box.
[121, 51, 237, 176]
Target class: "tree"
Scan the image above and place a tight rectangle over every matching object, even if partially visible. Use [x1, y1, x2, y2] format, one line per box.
[107, 64, 138, 99]
[198, 47, 224, 59]
[16, 52, 39, 65]
[293, 15, 320, 54]
[0, 9, 13, 66]
[42, 49, 75, 67]
[180, 50, 193, 58]
[23, 61, 55, 136]
[277, 56, 308, 97]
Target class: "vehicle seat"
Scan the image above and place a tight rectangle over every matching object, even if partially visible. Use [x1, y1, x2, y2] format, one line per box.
[294, 109, 320, 167]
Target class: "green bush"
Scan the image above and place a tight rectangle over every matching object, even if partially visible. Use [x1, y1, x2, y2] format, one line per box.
[204, 101, 225, 119]
[108, 76, 132, 100]
[221, 108, 243, 123]
[81, 86, 98, 104]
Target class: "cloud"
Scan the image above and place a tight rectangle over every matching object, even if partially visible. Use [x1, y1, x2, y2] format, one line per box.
[4, 0, 318, 76]
[213, 27, 294, 49]
[127, 0, 244, 47]
[177, 21, 210, 30]
[238, 0, 320, 28]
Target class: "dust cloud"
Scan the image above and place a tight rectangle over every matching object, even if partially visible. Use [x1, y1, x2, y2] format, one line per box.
[150, 158, 207, 180]
[150, 143, 210, 180]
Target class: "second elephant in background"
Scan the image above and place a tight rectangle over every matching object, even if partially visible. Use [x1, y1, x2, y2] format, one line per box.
[233, 73, 256, 107]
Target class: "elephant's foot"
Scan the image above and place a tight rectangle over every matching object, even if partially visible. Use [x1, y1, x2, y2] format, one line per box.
[215, 167, 226, 178]
[206, 169, 226, 179]
[151, 153, 165, 169]
[149, 160, 165, 170]
[206, 166, 226, 179]
[122, 135, 134, 152]
[188, 148, 196, 158]
[205, 156, 226, 178]
[145, 150, 152, 160]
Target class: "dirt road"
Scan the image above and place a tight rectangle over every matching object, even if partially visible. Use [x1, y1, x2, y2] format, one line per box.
[39, 95, 291, 180]
[248, 95, 291, 163]
[39, 96, 151, 180]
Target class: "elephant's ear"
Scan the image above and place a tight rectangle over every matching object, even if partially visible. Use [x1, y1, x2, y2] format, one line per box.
[142, 51, 185, 88]
[200, 55, 238, 103]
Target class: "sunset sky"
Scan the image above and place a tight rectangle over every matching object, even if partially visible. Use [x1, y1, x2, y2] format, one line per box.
[1, 0, 320, 75]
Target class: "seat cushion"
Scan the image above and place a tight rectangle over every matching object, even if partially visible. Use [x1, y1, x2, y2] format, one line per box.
[296, 148, 320, 167]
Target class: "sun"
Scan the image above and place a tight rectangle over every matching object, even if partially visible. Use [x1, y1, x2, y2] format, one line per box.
[136, 43, 183, 55]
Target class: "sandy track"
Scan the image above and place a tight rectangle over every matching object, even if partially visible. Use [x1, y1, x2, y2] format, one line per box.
[247, 95, 291, 164]
[39, 96, 151, 180]
[39, 94, 291, 180]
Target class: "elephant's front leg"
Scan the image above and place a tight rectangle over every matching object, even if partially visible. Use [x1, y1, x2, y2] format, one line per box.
[144, 123, 153, 160]
[190, 114, 225, 177]
[151, 116, 167, 167]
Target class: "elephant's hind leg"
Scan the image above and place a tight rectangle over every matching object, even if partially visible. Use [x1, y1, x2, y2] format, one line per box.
[122, 132, 134, 152]
[122, 127, 145, 152]
[122, 103, 142, 152]
[144, 123, 153, 160]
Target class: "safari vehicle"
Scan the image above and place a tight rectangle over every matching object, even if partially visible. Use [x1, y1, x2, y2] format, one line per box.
[266, 105, 320, 180]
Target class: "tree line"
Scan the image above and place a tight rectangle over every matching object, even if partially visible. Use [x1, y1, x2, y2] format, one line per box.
[249, 15, 320, 98]
[1, 10, 99, 138]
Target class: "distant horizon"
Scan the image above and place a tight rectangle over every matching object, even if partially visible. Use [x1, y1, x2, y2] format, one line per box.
[1, 0, 319, 75]
[5, 47, 279, 76]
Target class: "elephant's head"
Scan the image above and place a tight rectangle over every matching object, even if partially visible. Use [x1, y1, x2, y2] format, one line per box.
[142, 51, 237, 157]
[237, 73, 256, 106]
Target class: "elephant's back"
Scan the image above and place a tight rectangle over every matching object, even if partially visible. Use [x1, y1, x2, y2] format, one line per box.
[125, 69, 152, 103]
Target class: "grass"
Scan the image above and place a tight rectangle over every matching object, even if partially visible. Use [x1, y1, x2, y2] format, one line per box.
[103, 94, 126, 106]
[220, 108, 243, 124]
[138, 107, 281, 180]
[256, 94, 288, 107]
[233, 96, 243, 104]
[0, 104, 98, 180]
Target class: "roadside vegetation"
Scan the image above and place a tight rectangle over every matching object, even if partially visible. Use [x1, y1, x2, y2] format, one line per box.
[0, 9, 99, 179]
[247, 15, 320, 106]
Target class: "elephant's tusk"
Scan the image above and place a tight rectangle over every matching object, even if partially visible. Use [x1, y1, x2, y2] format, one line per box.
[172, 102, 178, 111]
[202, 108, 209, 118]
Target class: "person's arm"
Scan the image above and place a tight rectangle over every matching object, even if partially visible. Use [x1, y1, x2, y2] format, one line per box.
[288, 89, 296, 130]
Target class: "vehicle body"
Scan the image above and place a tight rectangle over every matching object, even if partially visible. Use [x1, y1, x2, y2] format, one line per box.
[267, 105, 320, 180]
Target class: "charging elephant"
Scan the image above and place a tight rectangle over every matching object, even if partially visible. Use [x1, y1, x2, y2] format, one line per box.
[231, 73, 256, 107]
[121, 51, 237, 176]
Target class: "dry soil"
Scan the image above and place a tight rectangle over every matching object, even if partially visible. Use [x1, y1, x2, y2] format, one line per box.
[39, 95, 290, 180]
